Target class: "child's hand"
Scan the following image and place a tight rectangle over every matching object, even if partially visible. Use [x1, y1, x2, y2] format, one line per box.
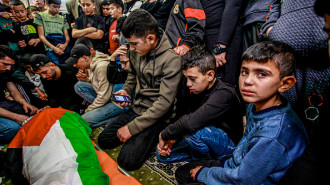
[28, 38, 41, 47]
[0, 12, 12, 19]
[53, 46, 64, 55]
[18, 40, 27, 48]
[56, 43, 67, 51]
[190, 166, 203, 181]
[37, 105, 51, 114]
[35, 87, 48, 101]
[112, 34, 119, 40]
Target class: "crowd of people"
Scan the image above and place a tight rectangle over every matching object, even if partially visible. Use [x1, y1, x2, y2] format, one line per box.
[0, 0, 329, 184]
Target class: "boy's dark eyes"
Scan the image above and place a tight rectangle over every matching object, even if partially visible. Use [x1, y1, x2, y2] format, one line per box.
[240, 70, 248, 75]
[257, 72, 267, 77]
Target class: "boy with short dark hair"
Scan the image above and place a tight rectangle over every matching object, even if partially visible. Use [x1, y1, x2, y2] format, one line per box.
[72, 0, 105, 52]
[105, 0, 123, 54]
[10, 1, 45, 55]
[157, 45, 243, 163]
[98, 9, 181, 171]
[176, 41, 308, 185]
[27, 6, 40, 20]
[34, 0, 71, 65]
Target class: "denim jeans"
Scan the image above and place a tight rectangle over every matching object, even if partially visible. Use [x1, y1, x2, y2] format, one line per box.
[156, 126, 235, 163]
[98, 108, 167, 171]
[0, 117, 21, 144]
[75, 81, 125, 128]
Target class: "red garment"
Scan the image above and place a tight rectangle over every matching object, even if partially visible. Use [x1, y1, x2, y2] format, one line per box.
[109, 19, 119, 54]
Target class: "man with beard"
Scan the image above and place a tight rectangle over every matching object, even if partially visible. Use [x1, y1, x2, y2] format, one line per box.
[31, 54, 83, 112]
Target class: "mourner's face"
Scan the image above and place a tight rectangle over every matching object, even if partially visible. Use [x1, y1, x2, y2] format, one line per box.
[239, 60, 283, 108]
[119, 55, 130, 71]
[0, 56, 15, 73]
[73, 56, 90, 70]
[32, 0, 45, 8]
[183, 67, 214, 95]
[36, 64, 57, 80]
[47, 3, 60, 16]
[126, 34, 156, 56]
[11, 5, 28, 22]
[81, 0, 95, 15]
[102, 5, 110, 17]
[109, 4, 121, 18]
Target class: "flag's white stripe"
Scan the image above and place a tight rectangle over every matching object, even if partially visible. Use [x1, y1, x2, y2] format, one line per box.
[22, 120, 83, 185]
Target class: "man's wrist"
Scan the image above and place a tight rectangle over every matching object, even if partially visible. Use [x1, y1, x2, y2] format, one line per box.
[212, 44, 227, 54]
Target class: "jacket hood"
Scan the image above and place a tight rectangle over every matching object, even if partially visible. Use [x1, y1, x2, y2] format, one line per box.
[90, 53, 111, 70]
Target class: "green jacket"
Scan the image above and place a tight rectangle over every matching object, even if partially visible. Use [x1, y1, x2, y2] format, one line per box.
[123, 32, 181, 136]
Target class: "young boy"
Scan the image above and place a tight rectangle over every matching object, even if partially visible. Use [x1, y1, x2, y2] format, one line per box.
[27, 6, 40, 20]
[10, 1, 45, 55]
[157, 45, 243, 163]
[176, 41, 308, 184]
[72, 0, 105, 52]
[101, 0, 111, 22]
[105, 0, 123, 54]
[34, 0, 70, 65]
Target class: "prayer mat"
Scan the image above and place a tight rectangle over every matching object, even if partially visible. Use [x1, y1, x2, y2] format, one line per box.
[91, 127, 187, 185]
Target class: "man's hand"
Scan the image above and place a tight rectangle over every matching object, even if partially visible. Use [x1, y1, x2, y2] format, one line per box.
[117, 125, 132, 143]
[190, 166, 203, 181]
[213, 52, 227, 67]
[22, 102, 38, 115]
[13, 114, 29, 125]
[173, 45, 190, 56]
[113, 90, 131, 107]
[36, 105, 51, 114]
[76, 69, 88, 81]
[110, 45, 128, 60]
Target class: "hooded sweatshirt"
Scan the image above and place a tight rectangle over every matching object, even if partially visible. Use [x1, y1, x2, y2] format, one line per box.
[122, 31, 181, 136]
[85, 54, 114, 112]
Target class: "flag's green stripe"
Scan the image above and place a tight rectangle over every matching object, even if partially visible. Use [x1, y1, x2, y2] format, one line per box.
[59, 111, 109, 185]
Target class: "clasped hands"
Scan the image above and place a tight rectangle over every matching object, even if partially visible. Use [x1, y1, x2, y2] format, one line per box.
[157, 133, 176, 156]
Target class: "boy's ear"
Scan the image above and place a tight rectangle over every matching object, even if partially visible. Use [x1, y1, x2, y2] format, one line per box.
[206, 70, 216, 82]
[278, 76, 296, 93]
[146, 34, 156, 45]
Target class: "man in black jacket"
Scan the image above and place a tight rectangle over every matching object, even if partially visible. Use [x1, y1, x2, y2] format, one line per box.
[157, 46, 243, 163]
[165, 0, 244, 86]
[30, 54, 83, 112]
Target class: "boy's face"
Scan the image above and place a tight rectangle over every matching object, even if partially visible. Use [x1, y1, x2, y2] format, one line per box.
[28, 11, 40, 19]
[11, 5, 28, 21]
[126, 35, 155, 56]
[239, 60, 284, 109]
[24, 64, 34, 73]
[183, 66, 214, 94]
[81, 0, 95, 15]
[102, 5, 110, 17]
[109, 4, 122, 18]
[119, 55, 130, 71]
[47, 3, 61, 16]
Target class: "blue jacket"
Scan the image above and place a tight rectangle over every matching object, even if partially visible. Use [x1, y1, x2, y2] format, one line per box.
[196, 101, 308, 184]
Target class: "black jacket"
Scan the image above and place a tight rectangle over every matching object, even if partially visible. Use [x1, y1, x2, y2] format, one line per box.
[161, 78, 243, 144]
[165, 0, 206, 48]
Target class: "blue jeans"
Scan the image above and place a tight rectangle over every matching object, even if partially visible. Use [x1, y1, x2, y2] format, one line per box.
[0, 117, 21, 144]
[156, 126, 236, 163]
[74, 81, 125, 128]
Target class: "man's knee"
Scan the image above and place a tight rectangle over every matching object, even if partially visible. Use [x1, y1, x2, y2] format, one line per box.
[117, 152, 144, 171]
[0, 120, 21, 143]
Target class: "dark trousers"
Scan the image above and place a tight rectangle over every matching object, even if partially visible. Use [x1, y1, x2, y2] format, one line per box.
[175, 159, 222, 185]
[98, 108, 166, 171]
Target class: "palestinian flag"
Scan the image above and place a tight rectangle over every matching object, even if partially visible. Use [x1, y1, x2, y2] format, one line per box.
[7, 108, 141, 185]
